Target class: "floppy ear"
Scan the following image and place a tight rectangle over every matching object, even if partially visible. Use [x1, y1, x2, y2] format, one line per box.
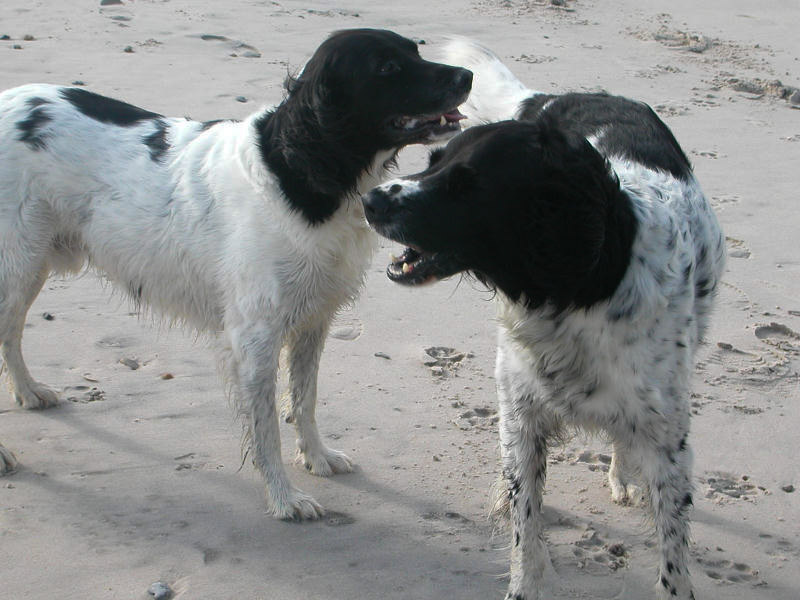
[446, 163, 478, 197]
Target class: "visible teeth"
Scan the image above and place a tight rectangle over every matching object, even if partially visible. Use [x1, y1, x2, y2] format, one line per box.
[402, 262, 411, 274]
[440, 115, 447, 126]
[390, 253, 398, 263]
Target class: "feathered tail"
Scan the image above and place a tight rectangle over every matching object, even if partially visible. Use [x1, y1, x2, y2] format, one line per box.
[438, 37, 538, 125]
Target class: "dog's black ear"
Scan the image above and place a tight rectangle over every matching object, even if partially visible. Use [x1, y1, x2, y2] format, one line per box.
[446, 163, 478, 197]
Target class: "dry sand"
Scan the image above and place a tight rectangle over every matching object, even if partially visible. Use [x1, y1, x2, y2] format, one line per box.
[1, 1, 799, 598]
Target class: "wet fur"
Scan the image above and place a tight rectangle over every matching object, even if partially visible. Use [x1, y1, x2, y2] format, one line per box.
[0, 29, 471, 520]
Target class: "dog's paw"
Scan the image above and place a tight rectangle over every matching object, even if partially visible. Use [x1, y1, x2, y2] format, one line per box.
[297, 445, 353, 477]
[268, 486, 325, 521]
[610, 479, 644, 506]
[0, 443, 18, 475]
[14, 381, 59, 409]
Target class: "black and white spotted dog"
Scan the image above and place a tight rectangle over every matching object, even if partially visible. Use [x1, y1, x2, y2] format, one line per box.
[0, 29, 471, 520]
[362, 39, 724, 599]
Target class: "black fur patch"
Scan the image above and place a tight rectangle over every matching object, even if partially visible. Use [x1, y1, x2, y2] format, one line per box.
[143, 119, 169, 162]
[60, 87, 162, 126]
[519, 93, 692, 181]
[16, 97, 53, 150]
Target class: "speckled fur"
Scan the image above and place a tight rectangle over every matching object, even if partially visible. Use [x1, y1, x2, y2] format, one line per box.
[494, 158, 722, 599]
[449, 39, 724, 600]
[364, 38, 725, 600]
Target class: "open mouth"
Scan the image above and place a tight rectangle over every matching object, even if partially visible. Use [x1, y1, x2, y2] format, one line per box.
[390, 108, 467, 138]
[387, 246, 463, 285]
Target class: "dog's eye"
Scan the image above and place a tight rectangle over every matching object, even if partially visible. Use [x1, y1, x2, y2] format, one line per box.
[378, 60, 401, 75]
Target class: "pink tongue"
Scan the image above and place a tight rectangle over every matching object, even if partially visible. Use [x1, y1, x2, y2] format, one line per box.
[444, 108, 467, 122]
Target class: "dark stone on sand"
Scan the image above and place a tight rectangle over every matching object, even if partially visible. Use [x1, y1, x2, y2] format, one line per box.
[100, 0, 123, 5]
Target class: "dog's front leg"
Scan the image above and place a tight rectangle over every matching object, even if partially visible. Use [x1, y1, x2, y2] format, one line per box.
[497, 348, 556, 600]
[286, 323, 353, 476]
[230, 321, 324, 520]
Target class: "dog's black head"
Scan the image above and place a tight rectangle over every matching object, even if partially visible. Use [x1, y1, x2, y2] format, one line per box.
[362, 119, 638, 309]
[288, 29, 472, 147]
[257, 29, 473, 224]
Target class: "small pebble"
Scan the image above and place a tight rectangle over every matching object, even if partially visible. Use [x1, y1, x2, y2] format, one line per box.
[42, 312, 55, 321]
[119, 357, 140, 370]
[123, 45, 134, 53]
[789, 90, 800, 108]
[374, 352, 391, 360]
[235, 96, 248, 103]
[101, 0, 124, 5]
[717, 342, 733, 350]
[12, 44, 22, 50]
[781, 484, 795, 493]
[23, 34, 35, 41]
[0, 35, 11, 40]
[159, 372, 174, 380]
[147, 581, 173, 600]
[71, 80, 86, 86]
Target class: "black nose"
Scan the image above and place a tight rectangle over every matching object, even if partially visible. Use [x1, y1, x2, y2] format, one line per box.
[455, 68, 473, 92]
[362, 188, 394, 225]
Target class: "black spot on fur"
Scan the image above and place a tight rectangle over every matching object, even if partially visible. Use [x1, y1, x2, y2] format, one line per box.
[60, 87, 162, 126]
[661, 576, 670, 588]
[678, 434, 688, 452]
[695, 277, 712, 298]
[143, 119, 169, 162]
[666, 561, 674, 574]
[16, 97, 53, 150]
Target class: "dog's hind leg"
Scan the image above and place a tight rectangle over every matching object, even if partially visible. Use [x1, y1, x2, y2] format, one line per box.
[0, 262, 58, 411]
[228, 319, 324, 520]
[286, 323, 353, 477]
[608, 439, 644, 506]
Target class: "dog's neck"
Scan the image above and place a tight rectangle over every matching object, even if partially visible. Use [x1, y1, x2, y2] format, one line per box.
[254, 98, 389, 226]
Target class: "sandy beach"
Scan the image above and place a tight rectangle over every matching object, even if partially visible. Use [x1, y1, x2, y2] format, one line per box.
[1, 1, 798, 598]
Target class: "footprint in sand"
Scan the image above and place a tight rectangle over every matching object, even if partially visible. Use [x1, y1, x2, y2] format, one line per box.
[726, 237, 751, 259]
[328, 318, 363, 341]
[572, 528, 627, 573]
[95, 335, 138, 349]
[695, 552, 764, 586]
[710, 194, 741, 211]
[699, 471, 768, 503]
[194, 33, 261, 58]
[754, 322, 800, 344]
